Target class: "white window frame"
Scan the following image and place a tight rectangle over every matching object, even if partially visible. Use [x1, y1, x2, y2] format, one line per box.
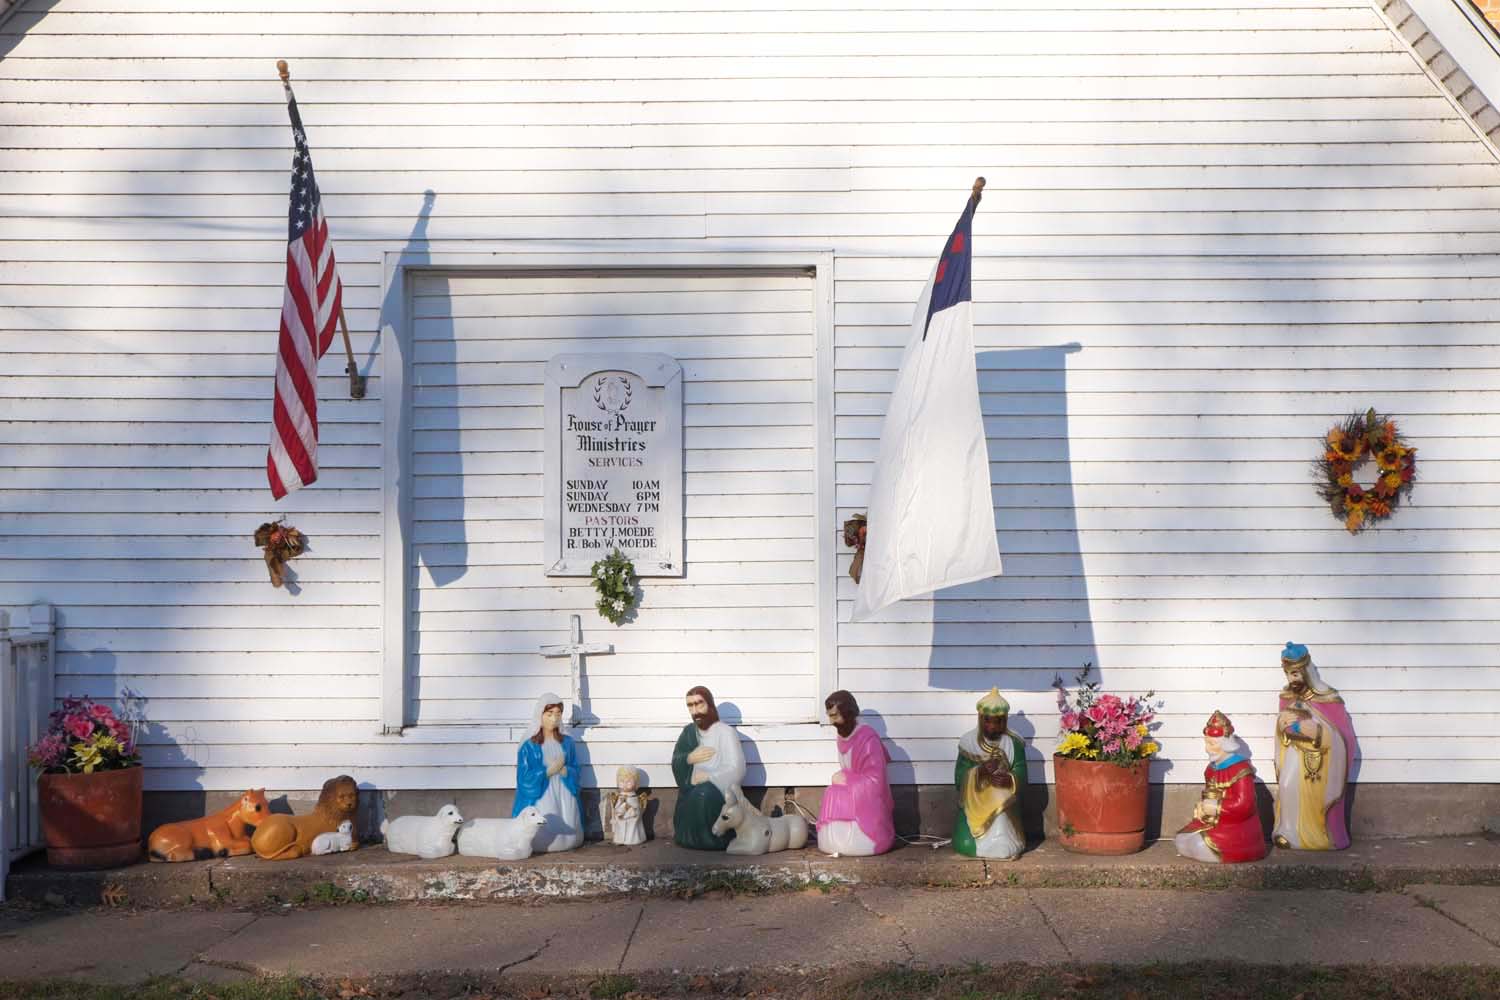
[378, 249, 836, 736]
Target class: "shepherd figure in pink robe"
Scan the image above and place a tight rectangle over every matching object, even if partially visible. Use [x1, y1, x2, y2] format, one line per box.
[816, 690, 897, 856]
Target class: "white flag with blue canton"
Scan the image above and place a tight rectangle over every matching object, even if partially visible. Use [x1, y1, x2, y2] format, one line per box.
[852, 190, 1002, 622]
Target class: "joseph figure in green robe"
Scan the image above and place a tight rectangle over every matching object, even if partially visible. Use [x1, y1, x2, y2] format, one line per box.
[671, 686, 746, 850]
[953, 687, 1028, 860]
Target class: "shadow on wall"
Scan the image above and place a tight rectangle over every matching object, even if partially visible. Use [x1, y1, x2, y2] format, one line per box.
[379, 193, 437, 727]
[0, 2, 59, 61]
[916, 344, 1097, 833]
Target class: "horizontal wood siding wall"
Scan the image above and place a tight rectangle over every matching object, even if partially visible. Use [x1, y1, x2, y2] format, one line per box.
[1, 0, 1496, 789]
[408, 269, 818, 726]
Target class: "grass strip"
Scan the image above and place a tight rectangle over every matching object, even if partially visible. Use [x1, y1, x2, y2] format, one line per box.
[6, 962, 1500, 1000]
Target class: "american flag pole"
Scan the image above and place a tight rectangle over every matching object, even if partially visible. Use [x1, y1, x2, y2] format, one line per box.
[276, 60, 365, 401]
[266, 60, 359, 501]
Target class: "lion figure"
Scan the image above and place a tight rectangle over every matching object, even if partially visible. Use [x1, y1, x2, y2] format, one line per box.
[250, 775, 360, 861]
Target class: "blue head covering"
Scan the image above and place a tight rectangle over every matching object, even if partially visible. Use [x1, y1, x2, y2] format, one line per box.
[1281, 642, 1309, 664]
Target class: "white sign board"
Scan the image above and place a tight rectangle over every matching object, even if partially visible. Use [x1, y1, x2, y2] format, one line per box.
[544, 353, 684, 576]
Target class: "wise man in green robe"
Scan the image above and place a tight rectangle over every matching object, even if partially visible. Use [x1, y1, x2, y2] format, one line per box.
[953, 687, 1028, 860]
[671, 686, 746, 850]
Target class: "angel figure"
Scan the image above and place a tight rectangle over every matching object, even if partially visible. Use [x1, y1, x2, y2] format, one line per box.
[603, 765, 648, 846]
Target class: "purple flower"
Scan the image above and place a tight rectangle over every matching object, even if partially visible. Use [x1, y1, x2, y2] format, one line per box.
[27, 733, 67, 769]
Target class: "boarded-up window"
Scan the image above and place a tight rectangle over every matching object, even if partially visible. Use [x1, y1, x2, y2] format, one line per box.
[407, 269, 818, 726]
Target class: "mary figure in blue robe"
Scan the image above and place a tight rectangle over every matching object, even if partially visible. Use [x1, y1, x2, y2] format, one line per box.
[513, 692, 584, 852]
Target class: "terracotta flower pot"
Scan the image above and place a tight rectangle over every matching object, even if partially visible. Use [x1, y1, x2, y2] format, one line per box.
[38, 766, 144, 869]
[1054, 755, 1149, 855]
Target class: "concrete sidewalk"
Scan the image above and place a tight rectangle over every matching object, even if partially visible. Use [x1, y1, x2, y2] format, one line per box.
[2, 884, 1500, 984]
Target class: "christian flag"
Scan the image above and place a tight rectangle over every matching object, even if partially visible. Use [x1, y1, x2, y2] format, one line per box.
[851, 188, 1002, 622]
[266, 86, 343, 500]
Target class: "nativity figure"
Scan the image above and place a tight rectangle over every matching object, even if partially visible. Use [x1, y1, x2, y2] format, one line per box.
[604, 765, 648, 846]
[513, 692, 584, 853]
[1173, 711, 1268, 864]
[953, 687, 1027, 860]
[816, 690, 895, 856]
[1273, 643, 1356, 851]
[671, 685, 746, 850]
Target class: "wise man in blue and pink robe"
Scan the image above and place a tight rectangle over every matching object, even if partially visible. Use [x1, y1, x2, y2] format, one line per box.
[1273, 643, 1357, 851]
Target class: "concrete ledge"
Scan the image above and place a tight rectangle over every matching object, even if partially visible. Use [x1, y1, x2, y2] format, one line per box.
[8, 835, 1499, 907]
[144, 782, 1500, 847]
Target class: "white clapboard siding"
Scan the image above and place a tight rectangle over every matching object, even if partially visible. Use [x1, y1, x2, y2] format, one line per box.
[834, 248, 1500, 786]
[406, 270, 818, 726]
[3, 0, 1499, 790]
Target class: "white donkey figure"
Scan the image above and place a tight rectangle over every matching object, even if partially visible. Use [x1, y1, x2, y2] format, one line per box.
[710, 788, 809, 855]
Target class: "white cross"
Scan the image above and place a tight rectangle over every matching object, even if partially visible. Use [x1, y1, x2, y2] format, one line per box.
[539, 614, 613, 722]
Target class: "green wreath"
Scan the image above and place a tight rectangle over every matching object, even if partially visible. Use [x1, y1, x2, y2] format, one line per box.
[592, 549, 638, 625]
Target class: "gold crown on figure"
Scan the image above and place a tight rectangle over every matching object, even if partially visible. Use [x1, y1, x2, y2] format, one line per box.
[1202, 710, 1234, 738]
[977, 687, 1011, 716]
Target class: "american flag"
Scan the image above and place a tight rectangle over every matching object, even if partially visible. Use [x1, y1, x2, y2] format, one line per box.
[266, 87, 343, 500]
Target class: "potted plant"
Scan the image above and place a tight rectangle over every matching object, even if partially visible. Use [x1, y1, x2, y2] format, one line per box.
[1052, 664, 1161, 855]
[27, 696, 145, 869]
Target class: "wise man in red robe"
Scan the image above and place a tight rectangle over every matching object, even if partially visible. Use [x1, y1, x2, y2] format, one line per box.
[1173, 710, 1268, 864]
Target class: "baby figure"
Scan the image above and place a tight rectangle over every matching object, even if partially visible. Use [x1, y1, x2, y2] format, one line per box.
[607, 766, 648, 846]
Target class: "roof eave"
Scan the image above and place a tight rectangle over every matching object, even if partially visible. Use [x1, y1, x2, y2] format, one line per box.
[1386, 0, 1500, 154]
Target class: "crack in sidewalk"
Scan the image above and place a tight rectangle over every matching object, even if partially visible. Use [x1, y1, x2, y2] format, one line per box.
[178, 914, 264, 976]
[617, 903, 647, 972]
[496, 928, 559, 975]
[1027, 891, 1074, 961]
[852, 891, 916, 965]
[1409, 890, 1500, 951]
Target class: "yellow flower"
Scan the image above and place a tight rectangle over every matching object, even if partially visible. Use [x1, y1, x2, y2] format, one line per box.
[1056, 732, 1093, 758]
[1140, 742, 1160, 757]
[71, 742, 103, 774]
[1135, 723, 1149, 737]
[1336, 473, 1353, 487]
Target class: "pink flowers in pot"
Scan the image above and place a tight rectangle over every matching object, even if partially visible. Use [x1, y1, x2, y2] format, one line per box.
[27, 696, 142, 775]
[1053, 663, 1161, 767]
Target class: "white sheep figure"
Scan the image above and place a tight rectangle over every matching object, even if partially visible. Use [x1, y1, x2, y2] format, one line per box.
[380, 804, 465, 860]
[711, 788, 808, 855]
[456, 805, 548, 861]
[310, 820, 355, 856]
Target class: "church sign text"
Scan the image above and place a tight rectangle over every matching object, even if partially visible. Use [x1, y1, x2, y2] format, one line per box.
[543, 353, 684, 576]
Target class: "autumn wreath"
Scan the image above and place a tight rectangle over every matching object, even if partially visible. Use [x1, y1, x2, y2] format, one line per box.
[1314, 408, 1416, 534]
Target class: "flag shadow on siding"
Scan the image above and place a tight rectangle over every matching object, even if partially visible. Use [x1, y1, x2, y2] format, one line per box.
[916, 343, 1096, 835]
[379, 194, 445, 727]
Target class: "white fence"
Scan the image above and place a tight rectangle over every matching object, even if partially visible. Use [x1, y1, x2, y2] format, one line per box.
[1, 604, 55, 902]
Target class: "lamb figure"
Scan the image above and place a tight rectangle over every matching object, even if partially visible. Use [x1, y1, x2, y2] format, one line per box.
[710, 788, 809, 855]
[456, 805, 548, 861]
[310, 820, 355, 856]
[380, 804, 465, 859]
